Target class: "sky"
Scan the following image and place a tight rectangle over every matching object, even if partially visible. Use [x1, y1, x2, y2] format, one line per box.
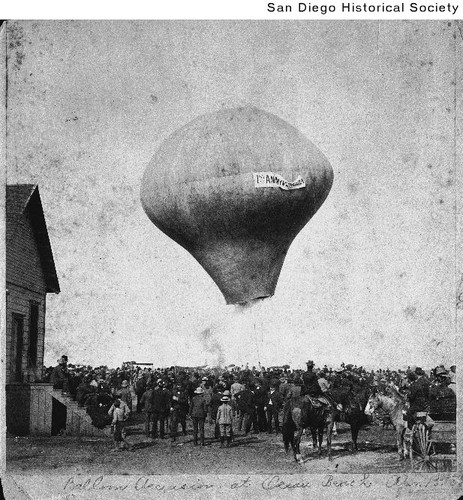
[5, 20, 461, 370]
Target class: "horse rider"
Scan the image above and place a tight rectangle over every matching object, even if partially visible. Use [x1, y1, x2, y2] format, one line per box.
[301, 361, 332, 410]
[301, 361, 323, 398]
[329, 367, 352, 414]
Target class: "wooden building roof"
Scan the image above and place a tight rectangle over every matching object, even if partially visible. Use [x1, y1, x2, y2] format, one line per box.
[6, 184, 60, 293]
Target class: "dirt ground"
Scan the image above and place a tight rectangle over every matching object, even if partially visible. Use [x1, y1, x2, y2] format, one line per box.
[6, 412, 456, 475]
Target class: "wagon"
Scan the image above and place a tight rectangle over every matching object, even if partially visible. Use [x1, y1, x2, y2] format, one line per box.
[406, 397, 456, 472]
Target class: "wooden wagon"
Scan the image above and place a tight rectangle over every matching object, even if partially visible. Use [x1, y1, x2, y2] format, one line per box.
[406, 397, 456, 472]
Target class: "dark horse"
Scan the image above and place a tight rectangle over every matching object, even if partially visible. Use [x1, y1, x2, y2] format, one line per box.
[335, 387, 371, 452]
[282, 395, 335, 463]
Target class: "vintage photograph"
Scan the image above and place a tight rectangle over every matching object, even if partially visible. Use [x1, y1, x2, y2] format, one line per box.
[2, 19, 461, 497]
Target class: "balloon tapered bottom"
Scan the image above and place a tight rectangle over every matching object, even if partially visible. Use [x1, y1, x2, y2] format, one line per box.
[192, 239, 289, 304]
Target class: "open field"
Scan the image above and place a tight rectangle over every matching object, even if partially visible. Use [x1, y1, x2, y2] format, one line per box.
[6, 413, 456, 475]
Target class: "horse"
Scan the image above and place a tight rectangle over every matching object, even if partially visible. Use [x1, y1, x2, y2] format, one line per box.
[282, 395, 335, 463]
[336, 387, 371, 452]
[364, 389, 408, 460]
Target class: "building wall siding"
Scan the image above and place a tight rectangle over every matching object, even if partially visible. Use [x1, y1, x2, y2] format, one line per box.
[6, 211, 48, 385]
[7, 212, 48, 294]
[5, 286, 46, 384]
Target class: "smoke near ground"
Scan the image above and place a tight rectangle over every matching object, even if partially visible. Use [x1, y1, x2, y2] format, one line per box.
[199, 326, 225, 367]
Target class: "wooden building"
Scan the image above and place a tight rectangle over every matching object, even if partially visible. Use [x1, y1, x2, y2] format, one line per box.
[5, 184, 111, 438]
[6, 184, 60, 385]
[5, 184, 61, 435]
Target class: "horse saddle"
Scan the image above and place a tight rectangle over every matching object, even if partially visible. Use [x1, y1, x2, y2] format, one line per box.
[307, 395, 331, 408]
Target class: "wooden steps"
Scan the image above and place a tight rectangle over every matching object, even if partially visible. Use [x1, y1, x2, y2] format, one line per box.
[28, 384, 111, 438]
[51, 389, 112, 438]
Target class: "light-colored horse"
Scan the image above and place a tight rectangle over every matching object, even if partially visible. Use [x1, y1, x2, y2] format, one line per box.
[364, 391, 408, 460]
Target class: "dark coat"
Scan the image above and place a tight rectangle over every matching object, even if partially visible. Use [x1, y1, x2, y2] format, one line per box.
[140, 388, 155, 412]
[279, 382, 291, 400]
[210, 393, 222, 420]
[189, 394, 207, 419]
[408, 376, 430, 413]
[236, 388, 255, 414]
[50, 364, 67, 387]
[266, 389, 283, 410]
[135, 377, 146, 395]
[302, 370, 322, 396]
[171, 390, 189, 414]
[254, 386, 267, 407]
[152, 387, 171, 414]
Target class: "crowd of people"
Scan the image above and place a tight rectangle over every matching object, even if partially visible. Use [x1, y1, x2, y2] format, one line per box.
[43, 356, 457, 451]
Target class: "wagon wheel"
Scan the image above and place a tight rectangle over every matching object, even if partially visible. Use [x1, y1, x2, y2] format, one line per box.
[410, 423, 437, 472]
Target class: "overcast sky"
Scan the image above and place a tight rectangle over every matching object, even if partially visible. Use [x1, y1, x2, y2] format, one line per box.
[5, 20, 461, 370]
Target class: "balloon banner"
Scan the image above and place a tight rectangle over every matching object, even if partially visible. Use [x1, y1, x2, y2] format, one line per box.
[253, 172, 306, 190]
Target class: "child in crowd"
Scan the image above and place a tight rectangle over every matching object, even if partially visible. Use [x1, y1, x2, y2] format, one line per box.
[111, 400, 125, 451]
[216, 393, 234, 448]
[110, 398, 133, 452]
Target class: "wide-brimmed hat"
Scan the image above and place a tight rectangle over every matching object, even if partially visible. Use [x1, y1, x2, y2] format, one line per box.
[194, 387, 204, 394]
[221, 396, 230, 402]
[121, 380, 129, 387]
[435, 367, 448, 376]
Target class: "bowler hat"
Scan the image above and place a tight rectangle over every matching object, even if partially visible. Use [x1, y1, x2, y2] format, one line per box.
[194, 387, 204, 394]
[221, 396, 230, 402]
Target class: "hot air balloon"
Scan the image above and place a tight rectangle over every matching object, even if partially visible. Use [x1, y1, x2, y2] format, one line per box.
[141, 106, 333, 305]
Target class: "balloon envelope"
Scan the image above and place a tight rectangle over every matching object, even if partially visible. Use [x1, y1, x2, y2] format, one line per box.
[141, 106, 333, 304]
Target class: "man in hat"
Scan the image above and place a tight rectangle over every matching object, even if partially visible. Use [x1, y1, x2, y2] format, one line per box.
[210, 386, 224, 440]
[279, 376, 291, 401]
[302, 361, 323, 397]
[50, 355, 69, 393]
[230, 378, 245, 407]
[152, 381, 171, 439]
[235, 383, 258, 435]
[405, 367, 430, 428]
[200, 376, 213, 422]
[119, 380, 133, 413]
[135, 373, 147, 413]
[216, 392, 234, 447]
[189, 386, 207, 445]
[254, 382, 268, 433]
[317, 370, 331, 394]
[430, 367, 455, 400]
[170, 383, 189, 442]
[139, 382, 155, 437]
[265, 383, 283, 434]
